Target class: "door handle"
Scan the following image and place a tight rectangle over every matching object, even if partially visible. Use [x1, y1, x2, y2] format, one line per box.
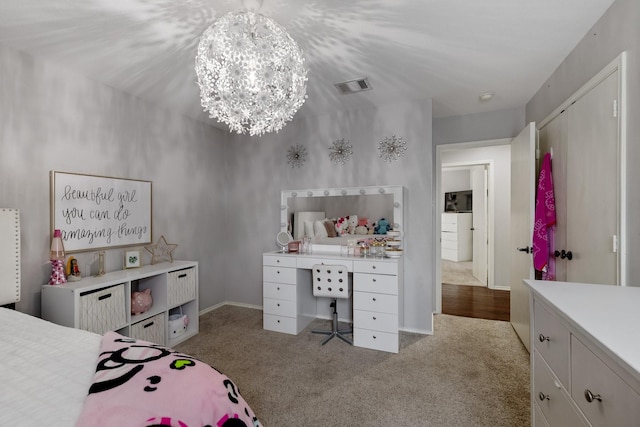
[517, 246, 531, 254]
[554, 250, 573, 260]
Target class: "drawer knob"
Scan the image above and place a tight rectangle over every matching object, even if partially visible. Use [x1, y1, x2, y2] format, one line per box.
[373, 316, 377, 320]
[372, 278, 377, 282]
[372, 297, 377, 302]
[372, 265, 376, 269]
[584, 389, 602, 403]
[277, 303, 280, 307]
[538, 334, 550, 342]
[538, 392, 550, 401]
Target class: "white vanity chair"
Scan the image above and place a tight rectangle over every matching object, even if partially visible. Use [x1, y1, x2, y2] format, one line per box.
[311, 264, 353, 345]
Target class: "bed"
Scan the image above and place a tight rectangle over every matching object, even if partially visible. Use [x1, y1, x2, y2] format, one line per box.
[0, 211, 260, 427]
[0, 307, 260, 427]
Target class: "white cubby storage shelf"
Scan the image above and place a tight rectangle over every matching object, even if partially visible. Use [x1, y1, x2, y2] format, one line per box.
[41, 261, 198, 347]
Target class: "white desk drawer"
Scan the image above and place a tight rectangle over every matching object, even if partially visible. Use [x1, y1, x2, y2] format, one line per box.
[534, 300, 570, 388]
[442, 223, 457, 232]
[534, 351, 588, 427]
[354, 273, 398, 295]
[354, 328, 398, 353]
[354, 291, 398, 314]
[263, 282, 296, 301]
[354, 310, 398, 333]
[297, 257, 353, 271]
[353, 260, 398, 275]
[263, 313, 297, 334]
[263, 254, 297, 268]
[263, 297, 296, 317]
[263, 265, 297, 284]
[571, 335, 640, 426]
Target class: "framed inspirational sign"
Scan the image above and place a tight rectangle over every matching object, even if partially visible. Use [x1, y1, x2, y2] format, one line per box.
[50, 171, 152, 252]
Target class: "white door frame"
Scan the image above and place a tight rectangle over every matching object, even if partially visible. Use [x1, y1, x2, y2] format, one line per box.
[434, 138, 510, 313]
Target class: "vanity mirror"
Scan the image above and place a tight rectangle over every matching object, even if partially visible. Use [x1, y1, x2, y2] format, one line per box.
[280, 185, 405, 251]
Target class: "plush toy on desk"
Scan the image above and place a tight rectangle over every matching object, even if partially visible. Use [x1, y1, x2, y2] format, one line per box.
[131, 288, 152, 315]
[347, 215, 358, 234]
[335, 217, 349, 235]
[375, 218, 391, 235]
[355, 218, 369, 235]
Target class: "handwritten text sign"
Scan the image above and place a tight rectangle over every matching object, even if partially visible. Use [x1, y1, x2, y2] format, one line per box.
[51, 171, 152, 252]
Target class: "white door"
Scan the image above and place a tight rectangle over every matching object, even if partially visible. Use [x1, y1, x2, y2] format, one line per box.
[471, 165, 488, 285]
[510, 122, 536, 352]
[538, 70, 620, 285]
[566, 71, 619, 284]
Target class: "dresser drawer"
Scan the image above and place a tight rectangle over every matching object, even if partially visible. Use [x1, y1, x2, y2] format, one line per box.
[263, 265, 297, 284]
[79, 284, 126, 334]
[263, 254, 297, 268]
[534, 300, 570, 388]
[354, 328, 398, 353]
[441, 231, 457, 242]
[263, 282, 296, 301]
[441, 248, 459, 261]
[441, 239, 459, 250]
[354, 310, 398, 334]
[571, 336, 640, 426]
[263, 313, 297, 334]
[263, 297, 296, 317]
[130, 313, 166, 345]
[353, 260, 398, 275]
[353, 291, 398, 314]
[534, 351, 588, 427]
[354, 273, 398, 295]
[441, 223, 457, 232]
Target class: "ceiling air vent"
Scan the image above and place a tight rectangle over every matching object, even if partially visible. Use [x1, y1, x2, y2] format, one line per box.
[334, 77, 373, 95]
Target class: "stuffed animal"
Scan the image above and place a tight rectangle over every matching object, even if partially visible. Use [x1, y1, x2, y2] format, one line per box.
[335, 217, 349, 235]
[355, 218, 369, 235]
[347, 215, 358, 234]
[375, 218, 391, 235]
[131, 288, 152, 315]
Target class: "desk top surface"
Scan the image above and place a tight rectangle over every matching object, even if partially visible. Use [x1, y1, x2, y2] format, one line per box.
[264, 250, 401, 263]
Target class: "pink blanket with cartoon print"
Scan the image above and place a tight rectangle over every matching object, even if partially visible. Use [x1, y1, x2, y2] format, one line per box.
[74, 332, 260, 427]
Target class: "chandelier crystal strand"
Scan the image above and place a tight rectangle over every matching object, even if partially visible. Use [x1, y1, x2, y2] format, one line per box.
[378, 135, 407, 162]
[195, 10, 308, 136]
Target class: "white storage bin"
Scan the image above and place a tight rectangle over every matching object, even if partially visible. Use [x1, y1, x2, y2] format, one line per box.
[167, 267, 196, 307]
[130, 312, 165, 344]
[79, 284, 126, 334]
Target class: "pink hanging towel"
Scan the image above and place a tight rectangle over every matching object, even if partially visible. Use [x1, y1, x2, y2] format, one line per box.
[532, 152, 556, 279]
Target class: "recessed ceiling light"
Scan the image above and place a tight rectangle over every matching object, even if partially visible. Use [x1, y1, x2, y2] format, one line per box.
[479, 91, 494, 102]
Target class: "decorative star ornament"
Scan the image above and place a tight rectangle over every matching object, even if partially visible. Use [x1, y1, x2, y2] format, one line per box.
[145, 235, 178, 264]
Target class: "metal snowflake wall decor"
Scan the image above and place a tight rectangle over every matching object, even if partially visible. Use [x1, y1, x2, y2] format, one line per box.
[329, 138, 353, 165]
[287, 144, 307, 168]
[378, 135, 407, 162]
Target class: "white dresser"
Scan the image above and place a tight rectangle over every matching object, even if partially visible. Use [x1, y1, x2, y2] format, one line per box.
[263, 252, 402, 353]
[524, 280, 640, 426]
[441, 212, 472, 262]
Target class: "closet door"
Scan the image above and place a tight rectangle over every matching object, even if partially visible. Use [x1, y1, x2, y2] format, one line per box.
[565, 71, 619, 285]
[539, 70, 619, 285]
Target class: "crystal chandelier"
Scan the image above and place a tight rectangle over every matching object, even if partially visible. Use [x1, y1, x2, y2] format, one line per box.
[195, 4, 308, 136]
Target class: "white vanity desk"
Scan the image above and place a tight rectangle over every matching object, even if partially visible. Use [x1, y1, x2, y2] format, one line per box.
[263, 250, 403, 353]
[524, 280, 640, 426]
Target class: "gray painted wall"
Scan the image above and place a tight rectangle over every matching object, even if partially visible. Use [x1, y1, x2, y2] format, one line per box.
[225, 100, 434, 333]
[0, 43, 229, 315]
[526, 0, 640, 285]
[433, 107, 525, 146]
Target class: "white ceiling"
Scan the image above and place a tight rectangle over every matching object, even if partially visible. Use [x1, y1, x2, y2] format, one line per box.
[0, 0, 616, 131]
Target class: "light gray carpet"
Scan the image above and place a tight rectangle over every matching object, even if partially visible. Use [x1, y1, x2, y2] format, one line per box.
[176, 305, 530, 427]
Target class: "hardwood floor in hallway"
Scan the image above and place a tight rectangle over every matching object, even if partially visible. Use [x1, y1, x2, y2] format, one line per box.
[442, 283, 510, 321]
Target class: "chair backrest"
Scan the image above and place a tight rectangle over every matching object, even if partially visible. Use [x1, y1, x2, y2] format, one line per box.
[312, 264, 349, 299]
